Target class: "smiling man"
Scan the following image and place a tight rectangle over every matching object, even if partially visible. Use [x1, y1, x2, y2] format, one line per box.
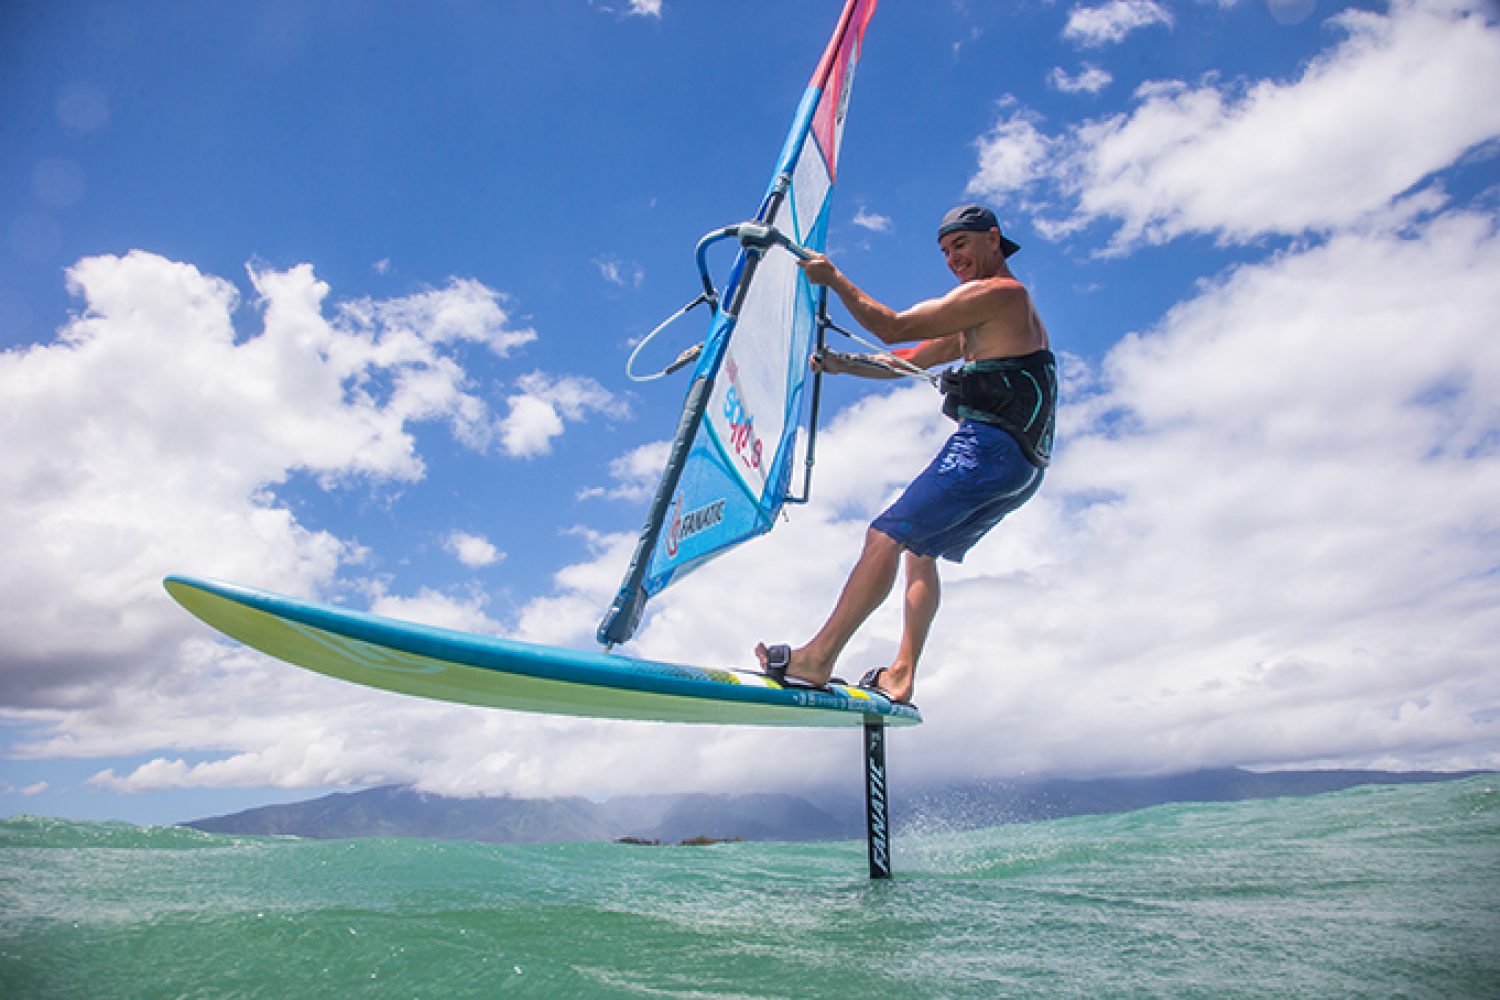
[756, 204, 1057, 705]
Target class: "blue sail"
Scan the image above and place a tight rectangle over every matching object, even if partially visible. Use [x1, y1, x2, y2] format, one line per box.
[599, 0, 877, 647]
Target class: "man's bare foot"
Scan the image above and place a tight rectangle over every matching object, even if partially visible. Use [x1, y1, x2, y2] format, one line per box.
[858, 665, 914, 704]
[755, 642, 834, 687]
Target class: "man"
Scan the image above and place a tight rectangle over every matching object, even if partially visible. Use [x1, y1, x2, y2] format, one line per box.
[756, 204, 1056, 705]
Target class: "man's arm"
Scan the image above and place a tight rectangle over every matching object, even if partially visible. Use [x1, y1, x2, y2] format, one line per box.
[798, 253, 1018, 346]
[813, 338, 961, 380]
[892, 339, 962, 369]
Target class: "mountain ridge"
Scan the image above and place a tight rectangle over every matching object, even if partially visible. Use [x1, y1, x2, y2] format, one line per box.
[183, 767, 1490, 844]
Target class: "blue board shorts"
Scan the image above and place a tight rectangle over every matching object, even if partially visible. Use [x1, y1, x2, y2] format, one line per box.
[871, 420, 1044, 563]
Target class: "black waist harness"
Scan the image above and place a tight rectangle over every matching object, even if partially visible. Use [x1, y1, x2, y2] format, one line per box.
[940, 349, 1057, 468]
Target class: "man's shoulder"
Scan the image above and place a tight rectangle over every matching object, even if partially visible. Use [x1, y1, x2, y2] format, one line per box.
[976, 273, 1028, 297]
[964, 275, 1031, 318]
[950, 273, 1026, 303]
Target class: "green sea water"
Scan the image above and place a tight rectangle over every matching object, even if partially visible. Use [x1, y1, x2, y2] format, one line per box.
[2, 776, 1497, 999]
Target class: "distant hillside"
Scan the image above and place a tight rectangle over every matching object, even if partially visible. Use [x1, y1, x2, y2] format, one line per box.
[185, 768, 1488, 845]
[899, 768, 1494, 830]
[186, 787, 849, 845]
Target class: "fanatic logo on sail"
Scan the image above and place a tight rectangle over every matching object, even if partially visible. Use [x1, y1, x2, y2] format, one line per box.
[663, 494, 727, 558]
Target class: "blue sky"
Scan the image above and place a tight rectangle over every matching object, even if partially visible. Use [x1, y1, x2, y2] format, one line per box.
[3, 0, 1499, 827]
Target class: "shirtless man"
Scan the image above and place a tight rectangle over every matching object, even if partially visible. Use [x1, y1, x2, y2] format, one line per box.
[755, 204, 1056, 705]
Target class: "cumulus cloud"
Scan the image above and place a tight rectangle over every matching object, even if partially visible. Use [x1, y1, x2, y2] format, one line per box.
[986, 208, 1500, 778]
[22, 203, 1500, 801]
[977, 0, 1500, 250]
[590, 0, 662, 19]
[1063, 0, 1172, 48]
[7, 1, 1499, 807]
[493, 207, 1500, 789]
[444, 531, 504, 569]
[367, 583, 502, 634]
[0, 252, 531, 708]
[852, 207, 893, 233]
[499, 372, 630, 458]
[310, 195, 1499, 796]
[337, 277, 534, 355]
[968, 110, 1055, 204]
[1049, 64, 1113, 95]
[2, 780, 49, 796]
[579, 439, 672, 503]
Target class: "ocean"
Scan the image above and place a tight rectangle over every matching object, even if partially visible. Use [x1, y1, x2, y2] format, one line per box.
[3, 776, 1496, 999]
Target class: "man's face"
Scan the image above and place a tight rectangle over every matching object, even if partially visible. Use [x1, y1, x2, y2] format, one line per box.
[939, 228, 1001, 282]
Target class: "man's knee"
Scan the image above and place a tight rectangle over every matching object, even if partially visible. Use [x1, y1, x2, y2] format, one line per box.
[866, 525, 903, 553]
[904, 550, 939, 592]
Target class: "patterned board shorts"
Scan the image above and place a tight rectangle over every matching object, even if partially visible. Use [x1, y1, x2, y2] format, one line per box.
[871, 420, 1044, 563]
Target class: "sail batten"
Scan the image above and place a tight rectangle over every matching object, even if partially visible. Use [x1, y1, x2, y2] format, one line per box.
[598, 0, 877, 648]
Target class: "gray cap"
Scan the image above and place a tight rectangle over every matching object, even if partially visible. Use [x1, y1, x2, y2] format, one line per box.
[937, 204, 1021, 257]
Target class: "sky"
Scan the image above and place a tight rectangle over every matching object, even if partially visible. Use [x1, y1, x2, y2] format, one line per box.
[2, 0, 1498, 827]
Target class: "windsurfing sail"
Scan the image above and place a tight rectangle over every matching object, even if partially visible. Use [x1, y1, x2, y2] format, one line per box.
[599, 0, 878, 647]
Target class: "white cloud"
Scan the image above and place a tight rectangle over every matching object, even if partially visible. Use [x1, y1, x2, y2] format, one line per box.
[981, 207, 1500, 779]
[1049, 63, 1113, 95]
[7, 2, 1500, 805]
[967, 110, 1054, 204]
[607, 212, 1495, 775]
[500, 394, 564, 457]
[25, 204, 1500, 799]
[2, 780, 49, 796]
[528, 207, 1500, 788]
[367, 584, 502, 634]
[1063, 0, 1172, 48]
[594, 254, 645, 289]
[444, 531, 505, 569]
[509, 527, 635, 649]
[983, 0, 1500, 250]
[498, 371, 630, 458]
[0, 251, 530, 707]
[852, 207, 893, 233]
[590, 0, 662, 21]
[336, 276, 535, 355]
[580, 439, 671, 503]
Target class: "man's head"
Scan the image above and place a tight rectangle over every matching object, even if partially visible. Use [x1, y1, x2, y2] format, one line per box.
[937, 204, 1019, 282]
[937, 204, 1021, 258]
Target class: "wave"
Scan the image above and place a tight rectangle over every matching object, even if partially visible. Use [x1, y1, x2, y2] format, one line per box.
[4, 777, 1496, 999]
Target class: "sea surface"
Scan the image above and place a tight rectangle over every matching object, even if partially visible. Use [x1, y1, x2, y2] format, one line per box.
[3, 776, 1497, 999]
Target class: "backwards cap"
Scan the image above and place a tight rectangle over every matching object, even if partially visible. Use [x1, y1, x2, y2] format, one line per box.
[937, 204, 1021, 258]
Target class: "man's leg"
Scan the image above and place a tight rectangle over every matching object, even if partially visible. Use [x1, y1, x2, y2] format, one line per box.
[757, 527, 903, 685]
[873, 551, 939, 703]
